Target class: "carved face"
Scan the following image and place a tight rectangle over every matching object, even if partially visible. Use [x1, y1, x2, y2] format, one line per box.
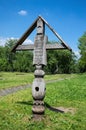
[37, 18, 44, 35]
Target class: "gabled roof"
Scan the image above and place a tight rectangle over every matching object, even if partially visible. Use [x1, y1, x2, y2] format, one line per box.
[11, 16, 72, 52]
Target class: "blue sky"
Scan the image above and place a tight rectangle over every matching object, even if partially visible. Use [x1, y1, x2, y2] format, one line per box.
[0, 0, 86, 57]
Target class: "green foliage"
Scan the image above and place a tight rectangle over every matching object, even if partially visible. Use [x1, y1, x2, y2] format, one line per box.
[0, 39, 34, 72]
[45, 50, 76, 74]
[45, 50, 58, 74]
[0, 39, 77, 74]
[0, 73, 86, 130]
[0, 39, 17, 71]
[78, 32, 86, 72]
[57, 50, 76, 73]
[13, 51, 33, 72]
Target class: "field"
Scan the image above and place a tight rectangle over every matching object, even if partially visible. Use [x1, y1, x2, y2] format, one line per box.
[0, 72, 75, 90]
[0, 72, 86, 130]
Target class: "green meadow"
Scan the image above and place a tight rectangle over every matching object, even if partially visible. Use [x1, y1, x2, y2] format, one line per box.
[0, 72, 75, 90]
[0, 72, 86, 130]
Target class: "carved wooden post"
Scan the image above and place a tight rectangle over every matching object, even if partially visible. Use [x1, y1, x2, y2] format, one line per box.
[11, 16, 72, 115]
[32, 18, 47, 114]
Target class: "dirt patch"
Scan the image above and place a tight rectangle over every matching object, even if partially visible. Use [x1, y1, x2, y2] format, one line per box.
[56, 107, 76, 114]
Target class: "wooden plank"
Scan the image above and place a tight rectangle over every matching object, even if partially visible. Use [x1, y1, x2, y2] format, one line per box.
[16, 43, 66, 51]
[16, 44, 34, 51]
[46, 43, 65, 50]
[39, 16, 72, 51]
[11, 17, 38, 52]
[11, 16, 72, 52]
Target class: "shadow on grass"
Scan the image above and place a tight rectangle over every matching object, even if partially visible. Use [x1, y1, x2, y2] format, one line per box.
[16, 101, 33, 106]
[16, 101, 64, 113]
[45, 102, 64, 113]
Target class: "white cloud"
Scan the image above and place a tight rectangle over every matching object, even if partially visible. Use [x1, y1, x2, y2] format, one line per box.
[0, 37, 6, 46]
[0, 37, 18, 46]
[18, 10, 28, 16]
[0, 37, 33, 46]
[74, 50, 81, 59]
[0, 37, 10, 46]
[23, 39, 33, 44]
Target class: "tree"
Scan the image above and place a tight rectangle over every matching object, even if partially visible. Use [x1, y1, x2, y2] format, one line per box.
[0, 46, 9, 71]
[78, 32, 86, 72]
[0, 39, 76, 73]
[44, 50, 58, 74]
[4, 39, 34, 72]
[45, 47, 76, 74]
[57, 50, 75, 73]
[13, 51, 33, 72]
[4, 39, 17, 71]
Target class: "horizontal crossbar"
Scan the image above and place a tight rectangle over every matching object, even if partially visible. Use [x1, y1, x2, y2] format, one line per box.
[16, 43, 66, 51]
[16, 44, 34, 51]
[46, 44, 65, 50]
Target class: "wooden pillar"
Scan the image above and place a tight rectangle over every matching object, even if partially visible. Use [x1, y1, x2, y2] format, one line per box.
[32, 18, 48, 114]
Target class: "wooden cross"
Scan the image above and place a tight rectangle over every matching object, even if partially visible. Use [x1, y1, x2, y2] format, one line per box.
[12, 16, 71, 52]
[11, 16, 71, 114]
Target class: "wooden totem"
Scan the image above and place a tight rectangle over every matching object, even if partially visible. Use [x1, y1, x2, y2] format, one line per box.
[11, 16, 71, 114]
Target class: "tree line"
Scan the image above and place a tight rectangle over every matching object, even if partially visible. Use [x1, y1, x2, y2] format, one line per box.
[0, 32, 86, 74]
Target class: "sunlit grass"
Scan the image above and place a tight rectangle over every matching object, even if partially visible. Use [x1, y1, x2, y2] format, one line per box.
[0, 73, 86, 129]
[0, 72, 77, 89]
[0, 72, 34, 89]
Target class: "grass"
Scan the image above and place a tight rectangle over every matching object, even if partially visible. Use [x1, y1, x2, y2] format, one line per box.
[0, 73, 86, 129]
[0, 72, 76, 90]
[0, 72, 34, 89]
